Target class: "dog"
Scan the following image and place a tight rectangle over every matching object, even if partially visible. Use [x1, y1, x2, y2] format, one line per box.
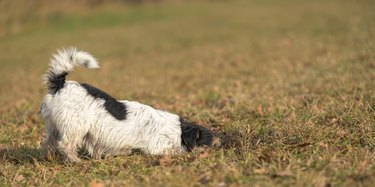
[41, 47, 215, 162]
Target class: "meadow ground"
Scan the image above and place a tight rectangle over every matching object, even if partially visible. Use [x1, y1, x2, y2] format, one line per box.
[0, 0, 374, 186]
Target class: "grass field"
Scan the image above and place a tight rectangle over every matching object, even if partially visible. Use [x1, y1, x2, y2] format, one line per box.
[0, 0, 375, 186]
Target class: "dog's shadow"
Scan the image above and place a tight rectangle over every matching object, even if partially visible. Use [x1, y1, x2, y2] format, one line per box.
[0, 147, 47, 165]
[0, 130, 243, 165]
[0, 146, 144, 165]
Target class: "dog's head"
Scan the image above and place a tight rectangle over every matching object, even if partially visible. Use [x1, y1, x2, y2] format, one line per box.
[180, 119, 214, 152]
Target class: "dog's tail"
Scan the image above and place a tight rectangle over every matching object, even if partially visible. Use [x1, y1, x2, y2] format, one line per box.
[44, 47, 99, 94]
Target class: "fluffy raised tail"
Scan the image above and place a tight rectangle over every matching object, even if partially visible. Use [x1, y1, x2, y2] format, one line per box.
[44, 47, 99, 94]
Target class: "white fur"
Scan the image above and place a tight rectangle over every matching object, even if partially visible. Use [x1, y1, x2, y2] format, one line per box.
[47, 47, 99, 76]
[41, 48, 184, 162]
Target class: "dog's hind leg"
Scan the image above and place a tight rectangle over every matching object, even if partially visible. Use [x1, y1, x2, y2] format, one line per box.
[42, 121, 59, 156]
[56, 136, 82, 163]
[55, 123, 88, 163]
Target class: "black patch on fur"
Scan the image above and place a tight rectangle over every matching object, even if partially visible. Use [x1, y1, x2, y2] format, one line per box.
[80, 83, 127, 120]
[48, 71, 68, 94]
[180, 118, 214, 152]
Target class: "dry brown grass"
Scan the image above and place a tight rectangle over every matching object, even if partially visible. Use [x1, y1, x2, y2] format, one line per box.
[0, 0, 375, 186]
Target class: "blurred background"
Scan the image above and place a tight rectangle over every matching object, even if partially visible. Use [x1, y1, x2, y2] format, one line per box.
[0, 0, 166, 37]
[1, 0, 373, 108]
[1, 0, 375, 186]
[0, 0, 374, 121]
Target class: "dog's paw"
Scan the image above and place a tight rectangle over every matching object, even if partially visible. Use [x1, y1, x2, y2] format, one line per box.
[65, 156, 82, 163]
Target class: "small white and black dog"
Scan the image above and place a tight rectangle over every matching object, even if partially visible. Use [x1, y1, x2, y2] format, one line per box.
[41, 47, 215, 162]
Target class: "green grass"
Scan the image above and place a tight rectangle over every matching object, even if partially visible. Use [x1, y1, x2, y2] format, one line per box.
[1, 0, 375, 186]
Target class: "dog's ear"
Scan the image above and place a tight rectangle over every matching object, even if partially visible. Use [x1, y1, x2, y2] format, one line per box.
[195, 126, 214, 147]
[181, 125, 200, 152]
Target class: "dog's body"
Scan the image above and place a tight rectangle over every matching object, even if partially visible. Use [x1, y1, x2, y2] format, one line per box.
[41, 48, 214, 162]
